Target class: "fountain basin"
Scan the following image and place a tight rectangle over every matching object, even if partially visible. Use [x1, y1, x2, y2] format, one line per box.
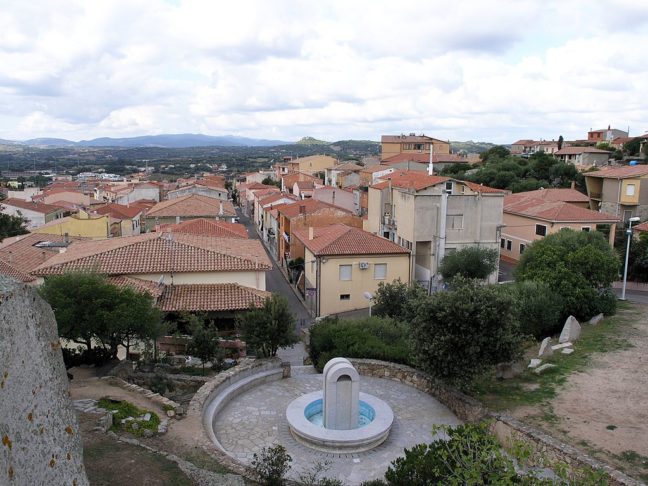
[286, 391, 394, 453]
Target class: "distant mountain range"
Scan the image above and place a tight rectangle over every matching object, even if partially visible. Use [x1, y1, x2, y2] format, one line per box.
[10, 133, 292, 148]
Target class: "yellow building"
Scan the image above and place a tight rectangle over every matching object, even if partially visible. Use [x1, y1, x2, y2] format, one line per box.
[584, 165, 648, 222]
[381, 134, 450, 159]
[292, 224, 410, 317]
[30, 210, 110, 239]
[287, 155, 338, 176]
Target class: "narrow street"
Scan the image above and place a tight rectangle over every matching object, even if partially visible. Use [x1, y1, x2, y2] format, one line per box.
[237, 208, 311, 365]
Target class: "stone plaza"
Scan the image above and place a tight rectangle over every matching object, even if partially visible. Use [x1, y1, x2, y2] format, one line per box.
[212, 368, 461, 484]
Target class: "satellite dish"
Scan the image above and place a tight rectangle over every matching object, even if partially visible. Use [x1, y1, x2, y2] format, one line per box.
[363, 291, 373, 300]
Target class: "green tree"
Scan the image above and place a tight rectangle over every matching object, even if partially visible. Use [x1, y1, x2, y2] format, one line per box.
[237, 294, 298, 357]
[409, 277, 523, 386]
[371, 279, 428, 321]
[557, 135, 564, 150]
[0, 211, 28, 241]
[186, 315, 223, 374]
[479, 145, 510, 162]
[515, 229, 619, 320]
[251, 445, 292, 486]
[40, 272, 163, 358]
[627, 232, 648, 282]
[623, 138, 641, 156]
[262, 176, 281, 188]
[497, 281, 562, 338]
[438, 246, 498, 281]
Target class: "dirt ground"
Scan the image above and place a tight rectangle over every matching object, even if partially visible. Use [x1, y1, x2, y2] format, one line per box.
[513, 303, 648, 481]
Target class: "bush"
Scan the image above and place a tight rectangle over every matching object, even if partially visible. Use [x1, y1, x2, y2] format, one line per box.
[516, 229, 619, 321]
[308, 317, 411, 372]
[409, 277, 523, 386]
[97, 398, 160, 437]
[371, 279, 428, 322]
[62, 346, 115, 369]
[499, 281, 562, 339]
[251, 445, 292, 486]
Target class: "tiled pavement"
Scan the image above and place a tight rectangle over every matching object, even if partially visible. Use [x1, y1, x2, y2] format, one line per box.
[212, 373, 461, 484]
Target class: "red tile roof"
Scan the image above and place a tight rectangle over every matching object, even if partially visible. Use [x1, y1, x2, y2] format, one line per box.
[555, 147, 611, 155]
[371, 171, 449, 191]
[2, 198, 63, 214]
[95, 203, 142, 219]
[332, 162, 363, 171]
[461, 181, 508, 194]
[293, 224, 409, 256]
[278, 198, 350, 218]
[0, 233, 84, 280]
[584, 165, 648, 179]
[504, 188, 589, 205]
[147, 195, 235, 218]
[361, 165, 394, 174]
[633, 221, 648, 233]
[0, 257, 36, 282]
[295, 181, 314, 190]
[106, 275, 165, 299]
[159, 218, 248, 238]
[504, 197, 618, 223]
[158, 283, 270, 312]
[258, 193, 296, 206]
[32, 232, 271, 276]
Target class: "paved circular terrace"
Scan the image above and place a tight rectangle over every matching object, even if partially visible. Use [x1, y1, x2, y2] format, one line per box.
[212, 370, 461, 484]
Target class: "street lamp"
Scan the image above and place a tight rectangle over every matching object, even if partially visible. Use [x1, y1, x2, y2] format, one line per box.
[621, 216, 641, 301]
[363, 291, 374, 316]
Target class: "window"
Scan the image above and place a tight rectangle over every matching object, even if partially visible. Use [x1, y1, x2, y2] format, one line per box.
[340, 294, 350, 300]
[501, 238, 505, 249]
[374, 263, 387, 280]
[506, 240, 512, 251]
[581, 226, 591, 232]
[445, 181, 453, 194]
[339, 264, 352, 281]
[535, 224, 547, 237]
[520, 243, 526, 254]
[626, 184, 636, 196]
[447, 215, 463, 230]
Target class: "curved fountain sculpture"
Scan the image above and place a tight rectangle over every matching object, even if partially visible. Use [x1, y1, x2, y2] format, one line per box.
[286, 358, 394, 452]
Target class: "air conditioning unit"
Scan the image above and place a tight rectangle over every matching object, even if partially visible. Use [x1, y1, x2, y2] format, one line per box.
[359, 262, 369, 270]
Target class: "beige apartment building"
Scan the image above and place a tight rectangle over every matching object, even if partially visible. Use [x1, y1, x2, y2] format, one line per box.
[501, 189, 618, 263]
[293, 224, 410, 317]
[365, 171, 505, 286]
[380, 134, 450, 159]
[584, 165, 648, 222]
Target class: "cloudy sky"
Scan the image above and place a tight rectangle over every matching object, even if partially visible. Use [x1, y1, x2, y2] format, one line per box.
[1, 0, 647, 144]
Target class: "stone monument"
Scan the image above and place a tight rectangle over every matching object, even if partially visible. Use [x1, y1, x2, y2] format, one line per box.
[322, 358, 359, 430]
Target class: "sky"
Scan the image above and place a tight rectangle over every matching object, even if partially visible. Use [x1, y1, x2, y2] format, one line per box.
[1, 0, 647, 144]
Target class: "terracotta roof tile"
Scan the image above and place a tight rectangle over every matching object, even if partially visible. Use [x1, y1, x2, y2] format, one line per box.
[504, 197, 618, 223]
[0, 257, 36, 282]
[2, 198, 63, 214]
[278, 199, 350, 218]
[147, 195, 235, 217]
[584, 166, 648, 179]
[106, 275, 165, 299]
[293, 224, 409, 256]
[158, 283, 270, 312]
[95, 203, 142, 219]
[503, 188, 589, 204]
[0, 233, 84, 278]
[159, 218, 248, 238]
[258, 193, 297, 206]
[32, 232, 271, 276]
[371, 172, 449, 191]
[555, 147, 611, 155]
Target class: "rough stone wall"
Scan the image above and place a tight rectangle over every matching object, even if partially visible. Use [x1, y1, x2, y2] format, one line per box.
[0, 276, 88, 486]
[349, 358, 641, 486]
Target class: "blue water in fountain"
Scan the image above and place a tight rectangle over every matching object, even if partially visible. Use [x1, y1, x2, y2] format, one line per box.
[304, 399, 375, 428]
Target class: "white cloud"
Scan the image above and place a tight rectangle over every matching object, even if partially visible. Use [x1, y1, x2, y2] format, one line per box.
[0, 0, 647, 142]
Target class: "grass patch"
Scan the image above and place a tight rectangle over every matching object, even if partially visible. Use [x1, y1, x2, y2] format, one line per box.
[98, 398, 160, 437]
[180, 447, 231, 475]
[470, 309, 634, 410]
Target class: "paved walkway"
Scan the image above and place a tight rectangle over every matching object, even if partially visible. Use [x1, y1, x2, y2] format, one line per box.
[213, 373, 461, 484]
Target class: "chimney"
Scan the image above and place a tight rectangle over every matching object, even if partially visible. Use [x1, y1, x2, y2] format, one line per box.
[332, 190, 336, 206]
[571, 181, 575, 190]
[219, 201, 224, 216]
[309, 226, 314, 240]
[428, 143, 434, 176]
[64, 232, 69, 244]
[176, 216, 180, 224]
[299, 204, 306, 215]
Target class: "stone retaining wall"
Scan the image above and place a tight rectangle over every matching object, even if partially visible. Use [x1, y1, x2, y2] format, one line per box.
[186, 358, 284, 479]
[102, 376, 182, 416]
[349, 359, 641, 486]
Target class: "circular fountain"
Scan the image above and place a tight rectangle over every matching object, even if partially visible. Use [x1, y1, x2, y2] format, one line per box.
[286, 358, 394, 452]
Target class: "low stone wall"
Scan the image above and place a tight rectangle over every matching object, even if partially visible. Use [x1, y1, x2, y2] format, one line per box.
[102, 376, 182, 417]
[186, 358, 284, 478]
[348, 359, 641, 486]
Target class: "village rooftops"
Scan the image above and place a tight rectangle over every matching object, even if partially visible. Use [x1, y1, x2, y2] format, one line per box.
[294, 224, 410, 256]
[504, 196, 618, 223]
[277, 198, 351, 218]
[157, 283, 270, 312]
[2, 198, 63, 214]
[555, 147, 611, 155]
[503, 188, 590, 205]
[32, 232, 271, 276]
[146, 194, 235, 218]
[371, 172, 449, 191]
[95, 203, 142, 220]
[158, 218, 248, 238]
[584, 166, 648, 179]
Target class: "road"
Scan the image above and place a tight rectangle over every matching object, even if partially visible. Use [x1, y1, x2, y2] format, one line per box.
[614, 288, 648, 305]
[238, 209, 312, 325]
